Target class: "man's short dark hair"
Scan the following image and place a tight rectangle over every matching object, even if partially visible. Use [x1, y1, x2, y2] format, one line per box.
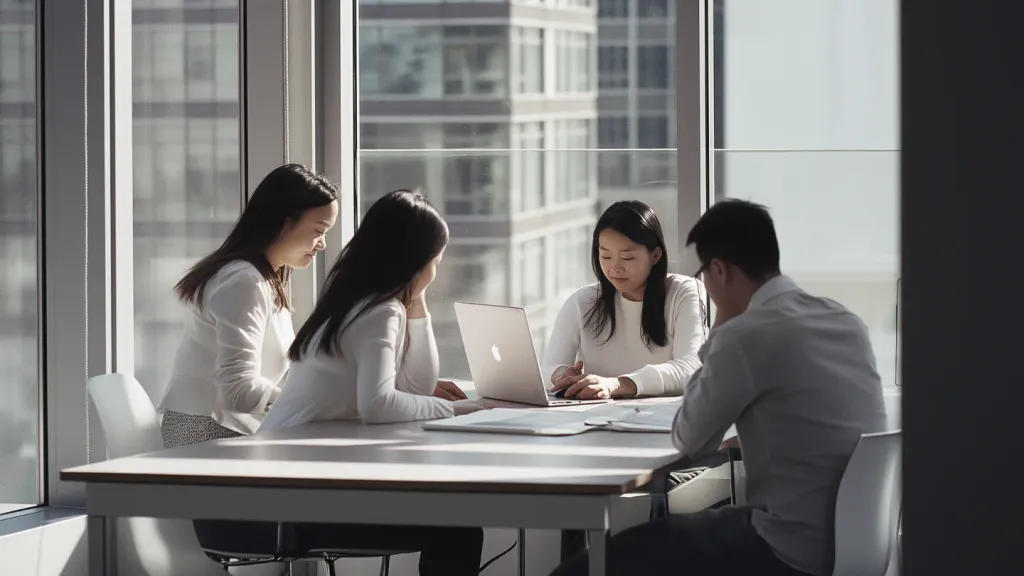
[686, 199, 780, 280]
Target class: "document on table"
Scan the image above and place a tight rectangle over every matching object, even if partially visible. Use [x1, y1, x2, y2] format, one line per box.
[423, 400, 683, 435]
[423, 408, 595, 436]
[582, 401, 681, 433]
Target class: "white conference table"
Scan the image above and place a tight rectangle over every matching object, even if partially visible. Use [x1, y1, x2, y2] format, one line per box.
[62, 408, 696, 576]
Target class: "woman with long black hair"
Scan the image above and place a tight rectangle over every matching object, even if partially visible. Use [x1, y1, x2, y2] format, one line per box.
[159, 163, 339, 447]
[258, 188, 485, 576]
[543, 199, 708, 400]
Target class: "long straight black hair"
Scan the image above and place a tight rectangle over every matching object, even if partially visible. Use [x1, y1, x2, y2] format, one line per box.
[583, 200, 670, 349]
[289, 189, 449, 360]
[175, 163, 338, 311]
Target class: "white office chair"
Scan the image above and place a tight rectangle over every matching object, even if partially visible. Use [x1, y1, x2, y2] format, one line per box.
[833, 430, 902, 576]
[87, 373, 271, 575]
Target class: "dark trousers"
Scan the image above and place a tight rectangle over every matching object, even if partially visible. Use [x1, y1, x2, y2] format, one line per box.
[194, 519, 483, 576]
[551, 507, 811, 576]
[561, 453, 732, 562]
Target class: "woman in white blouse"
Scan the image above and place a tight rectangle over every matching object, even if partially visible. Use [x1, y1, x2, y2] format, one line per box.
[157, 163, 339, 448]
[261, 188, 484, 575]
[544, 200, 708, 399]
[545, 200, 710, 561]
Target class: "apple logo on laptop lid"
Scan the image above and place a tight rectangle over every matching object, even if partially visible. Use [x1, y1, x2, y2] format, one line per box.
[491, 344, 502, 362]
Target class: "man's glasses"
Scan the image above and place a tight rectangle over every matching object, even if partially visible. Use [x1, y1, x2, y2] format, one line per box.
[693, 263, 707, 279]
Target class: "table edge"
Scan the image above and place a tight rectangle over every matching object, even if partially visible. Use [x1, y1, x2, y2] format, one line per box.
[60, 457, 689, 496]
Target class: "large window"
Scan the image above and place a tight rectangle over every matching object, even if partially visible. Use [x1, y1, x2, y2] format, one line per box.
[0, 0, 40, 514]
[714, 0, 900, 385]
[357, 3, 676, 379]
[132, 2, 241, 400]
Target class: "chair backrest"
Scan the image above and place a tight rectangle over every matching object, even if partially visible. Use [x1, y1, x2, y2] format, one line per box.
[833, 430, 902, 576]
[87, 373, 164, 459]
[87, 373, 228, 576]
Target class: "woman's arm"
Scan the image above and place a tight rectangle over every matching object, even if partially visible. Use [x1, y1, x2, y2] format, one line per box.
[622, 278, 706, 396]
[208, 266, 280, 414]
[542, 293, 585, 384]
[354, 303, 453, 424]
[395, 313, 441, 396]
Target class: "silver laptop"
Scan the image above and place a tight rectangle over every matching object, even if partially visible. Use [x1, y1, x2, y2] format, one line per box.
[453, 302, 607, 407]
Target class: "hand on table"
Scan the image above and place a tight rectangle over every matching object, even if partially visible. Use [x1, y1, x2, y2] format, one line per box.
[433, 380, 469, 401]
[453, 399, 495, 415]
[551, 372, 618, 400]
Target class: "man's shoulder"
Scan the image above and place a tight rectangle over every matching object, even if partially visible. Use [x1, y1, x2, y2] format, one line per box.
[726, 292, 867, 345]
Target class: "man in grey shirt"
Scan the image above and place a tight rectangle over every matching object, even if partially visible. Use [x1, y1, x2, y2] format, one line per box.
[551, 200, 887, 576]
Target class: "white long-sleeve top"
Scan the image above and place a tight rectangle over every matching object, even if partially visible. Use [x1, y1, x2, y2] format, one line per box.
[159, 260, 293, 435]
[260, 299, 453, 429]
[672, 275, 888, 576]
[542, 274, 707, 396]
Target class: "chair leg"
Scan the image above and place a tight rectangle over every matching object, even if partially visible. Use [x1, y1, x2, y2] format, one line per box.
[379, 555, 390, 576]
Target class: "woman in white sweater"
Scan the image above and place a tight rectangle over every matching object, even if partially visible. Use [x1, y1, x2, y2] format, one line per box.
[547, 200, 710, 561]
[158, 164, 339, 447]
[544, 199, 708, 400]
[260, 188, 484, 575]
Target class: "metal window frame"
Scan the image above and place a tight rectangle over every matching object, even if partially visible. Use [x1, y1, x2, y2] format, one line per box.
[318, 0, 360, 266]
[675, 0, 712, 274]
[41, 0, 133, 506]
[243, 0, 359, 324]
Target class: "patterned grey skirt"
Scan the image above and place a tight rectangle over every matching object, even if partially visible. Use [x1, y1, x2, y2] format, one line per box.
[160, 410, 242, 448]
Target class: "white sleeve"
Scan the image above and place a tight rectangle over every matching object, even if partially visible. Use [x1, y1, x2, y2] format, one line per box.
[624, 278, 707, 396]
[671, 329, 754, 457]
[207, 267, 280, 414]
[542, 294, 584, 384]
[395, 316, 440, 396]
[354, 305, 454, 424]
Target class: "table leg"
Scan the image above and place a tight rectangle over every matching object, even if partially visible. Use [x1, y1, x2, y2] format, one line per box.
[88, 514, 116, 575]
[586, 529, 606, 576]
[517, 528, 527, 576]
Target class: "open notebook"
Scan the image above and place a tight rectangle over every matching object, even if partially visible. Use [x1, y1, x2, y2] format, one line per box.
[422, 400, 680, 436]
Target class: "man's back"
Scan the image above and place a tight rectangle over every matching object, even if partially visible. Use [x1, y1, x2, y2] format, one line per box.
[674, 276, 888, 575]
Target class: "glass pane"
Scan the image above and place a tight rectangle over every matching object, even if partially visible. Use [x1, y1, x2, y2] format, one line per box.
[714, 0, 900, 385]
[358, 5, 679, 378]
[133, 1, 241, 400]
[0, 0, 40, 514]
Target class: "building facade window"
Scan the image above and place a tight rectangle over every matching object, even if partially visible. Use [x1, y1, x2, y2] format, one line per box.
[513, 27, 544, 94]
[359, 25, 443, 97]
[443, 123, 510, 216]
[443, 26, 508, 96]
[516, 237, 546, 307]
[637, 45, 669, 89]
[513, 121, 545, 213]
[556, 30, 593, 94]
[598, 0, 628, 19]
[555, 226, 592, 293]
[638, 116, 669, 148]
[598, 45, 628, 89]
[637, 0, 669, 19]
[553, 119, 594, 203]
